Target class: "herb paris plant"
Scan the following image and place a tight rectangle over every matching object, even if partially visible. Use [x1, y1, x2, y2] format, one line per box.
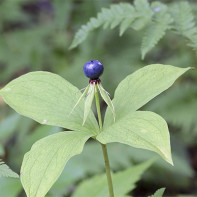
[0, 62, 190, 197]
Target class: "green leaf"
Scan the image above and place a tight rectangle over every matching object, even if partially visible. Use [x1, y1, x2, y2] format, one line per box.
[20, 131, 92, 197]
[0, 160, 19, 178]
[104, 65, 190, 127]
[119, 16, 135, 36]
[134, 0, 151, 14]
[69, 3, 137, 49]
[170, 2, 197, 51]
[72, 159, 153, 197]
[98, 111, 173, 165]
[171, 2, 196, 37]
[83, 84, 95, 125]
[97, 84, 115, 122]
[131, 0, 153, 31]
[141, 3, 173, 59]
[0, 72, 99, 135]
[119, 4, 136, 36]
[147, 82, 197, 143]
[149, 188, 166, 197]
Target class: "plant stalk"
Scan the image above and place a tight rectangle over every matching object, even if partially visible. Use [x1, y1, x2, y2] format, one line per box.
[95, 85, 114, 197]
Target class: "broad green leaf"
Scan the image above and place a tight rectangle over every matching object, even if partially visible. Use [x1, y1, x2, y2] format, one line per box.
[0, 72, 99, 135]
[149, 188, 165, 197]
[0, 160, 19, 178]
[72, 159, 153, 197]
[21, 131, 92, 197]
[83, 84, 95, 125]
[104, 65, 190, 127]
[98, 111, 173, 165]
[97, 84, 115, 122]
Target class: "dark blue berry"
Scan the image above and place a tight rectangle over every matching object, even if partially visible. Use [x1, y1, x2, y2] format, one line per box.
[83, 60, 104, 79]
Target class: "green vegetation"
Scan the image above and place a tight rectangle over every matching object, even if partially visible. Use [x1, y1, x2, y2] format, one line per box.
[0, 0, 196, 196]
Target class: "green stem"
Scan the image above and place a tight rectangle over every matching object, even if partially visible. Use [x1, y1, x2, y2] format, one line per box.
[101, 144, 114, 197]
[95, 85, 114, 197]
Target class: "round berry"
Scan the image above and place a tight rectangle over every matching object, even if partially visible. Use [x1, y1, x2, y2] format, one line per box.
[83, 60, 104, 79]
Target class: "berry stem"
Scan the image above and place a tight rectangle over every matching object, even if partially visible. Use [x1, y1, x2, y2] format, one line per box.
[95, 86, 114, 197]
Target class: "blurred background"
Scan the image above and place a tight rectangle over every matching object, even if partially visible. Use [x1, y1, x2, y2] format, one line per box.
[0, 0, 197, 196]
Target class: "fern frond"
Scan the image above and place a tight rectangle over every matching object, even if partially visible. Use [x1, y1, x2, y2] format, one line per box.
[131, 0, 153, 31]
[70, 3, 137, 49]
[0, 160, 19, 178]
[70, 1, 153, 49]
[171, 2, 196, 37]
[70, 0, 197, 57]
[170, 2, 197, 51]
[141, 2, 173, 59]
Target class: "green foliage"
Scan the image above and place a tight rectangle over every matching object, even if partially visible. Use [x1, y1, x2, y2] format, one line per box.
[0, 160, 19, 178]
[0, 0, 28, 28]
[104, 64, 190, 127]
[0, 0, 196, 196]
[0, 72, 99, 135]
[70, 0, 197, 58]
[149, 188, 165, 197]
[170, 2, 197, 51]
[21, 131, 92, 197]
[72, 160, 153, 197]
[147, 83, 197, 144]
[69, 2, 141, 49]
[98, 111, 173, 164]
[141, 2, 173, 59]
[48, 137, 192, 196]
[0, 113, 20, 144]
[97, 84, 115, 122]
[83, 84, 95, 125]
[0, 178, 22, 197]
[0, 64, 190, 195]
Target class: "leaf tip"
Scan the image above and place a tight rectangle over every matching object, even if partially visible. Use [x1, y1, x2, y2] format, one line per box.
[160, 149, 173, 166]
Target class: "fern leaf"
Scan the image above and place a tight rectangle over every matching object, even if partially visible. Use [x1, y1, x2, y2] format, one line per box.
[70, 3, 137, 49]
[119, 4, 136, 36]
[170, 2, 197, 51]
[131, 0, 153, 31]
[141, 2, 173, 59]
[70, 0, 197, 54]
[171, 2, 196, 37]
[0, 160, 19, 178]
[149, 188, 166, 197]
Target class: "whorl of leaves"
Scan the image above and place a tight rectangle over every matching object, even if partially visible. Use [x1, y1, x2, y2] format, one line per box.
[70, 0, 197, 58]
